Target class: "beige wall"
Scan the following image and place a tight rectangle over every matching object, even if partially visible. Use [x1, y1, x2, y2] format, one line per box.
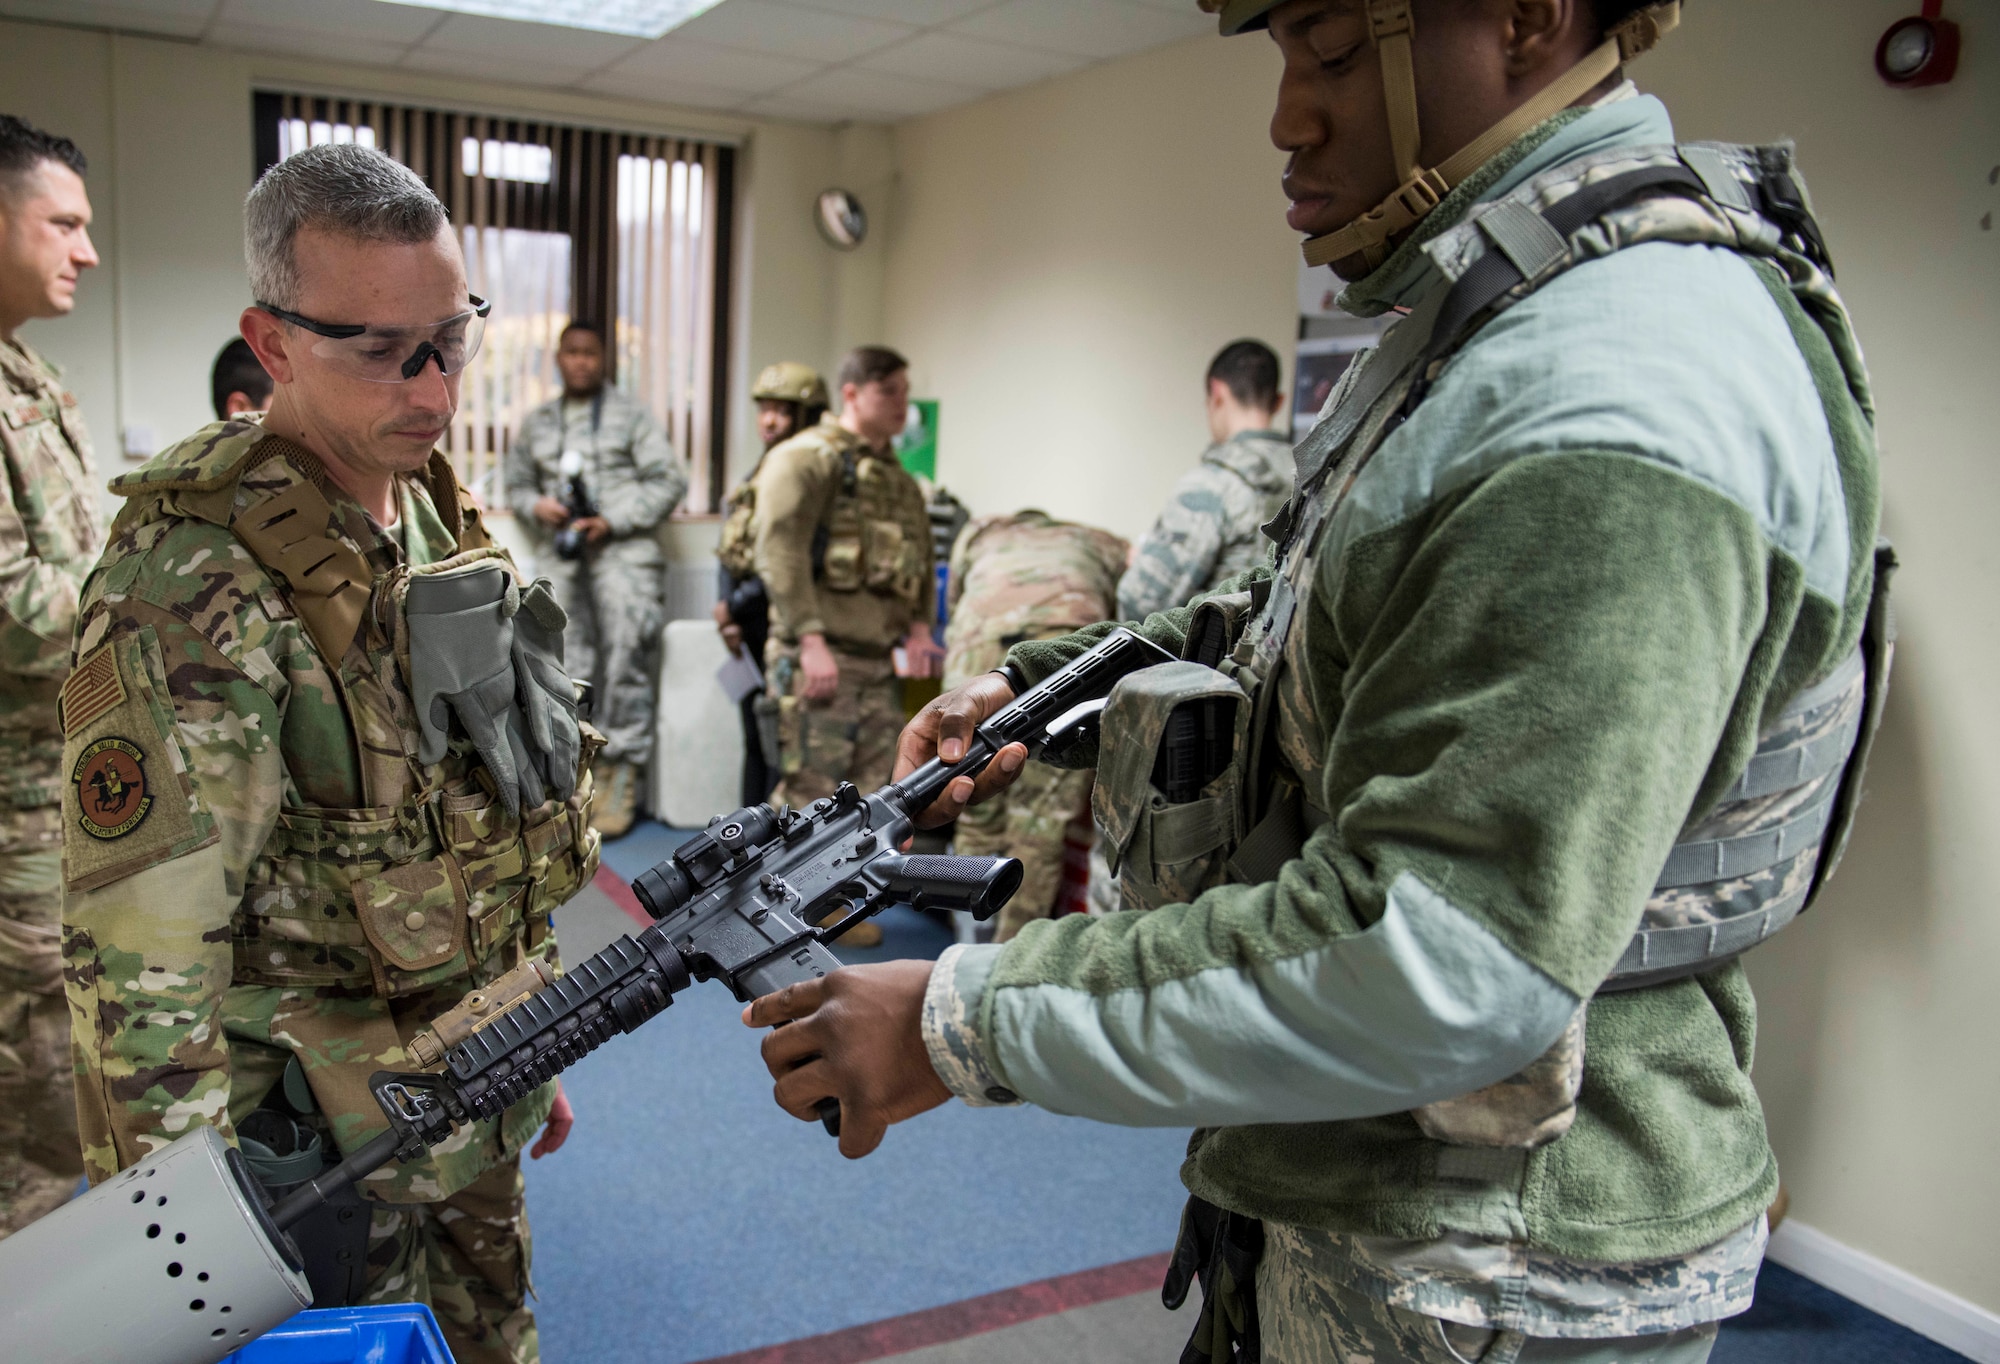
[883, 33, 1296, 542]
[1641, 0, 2000, 1316]
[1, 17, 854, 504]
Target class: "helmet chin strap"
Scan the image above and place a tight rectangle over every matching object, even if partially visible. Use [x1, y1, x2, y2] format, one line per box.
[1303, 0, 1682, 271]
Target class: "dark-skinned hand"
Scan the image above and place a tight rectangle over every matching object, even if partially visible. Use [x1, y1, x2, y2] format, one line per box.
[891, 672, 1027, 828]
[742, 960, 948, 1159]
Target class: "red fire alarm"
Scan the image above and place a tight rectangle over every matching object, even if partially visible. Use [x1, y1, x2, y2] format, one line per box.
[1876, 0, 1960, 88]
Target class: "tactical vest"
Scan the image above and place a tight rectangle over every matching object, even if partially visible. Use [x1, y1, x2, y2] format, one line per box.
[719, 429, 931, 613]
[717, 456, 763, 580]
[105, 433, 600, 1004]
[820, 445, 929, 608]
[1095, 141, 1894, 1151]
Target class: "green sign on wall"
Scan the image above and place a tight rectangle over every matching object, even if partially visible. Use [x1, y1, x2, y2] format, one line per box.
[896, 399, 939, 481]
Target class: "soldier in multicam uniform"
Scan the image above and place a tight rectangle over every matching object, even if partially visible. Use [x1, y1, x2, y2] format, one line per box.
[1117, 339, 1290, 621]
[0, 115, 104, 1241]
[60, 145, 593, 1363]
[942, 512, 1127, 942]
[752, 347, 942, 949]
[715, 361, 829, 806]
[747, 5, 1889, 1364]
[506, 320, 688, 839]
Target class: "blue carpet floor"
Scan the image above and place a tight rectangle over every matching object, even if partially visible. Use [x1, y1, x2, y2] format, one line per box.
[1717, 1263, 1972, 1363]
[528, 824, 1188, 1364]
[527, 822, 1972, 1364]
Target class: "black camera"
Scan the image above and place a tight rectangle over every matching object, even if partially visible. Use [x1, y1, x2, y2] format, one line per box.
[554, 470, 597, 562]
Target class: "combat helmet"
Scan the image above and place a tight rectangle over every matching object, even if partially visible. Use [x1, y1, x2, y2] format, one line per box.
[1201, 0, 1683, 271]
[752, 361, 829, 410]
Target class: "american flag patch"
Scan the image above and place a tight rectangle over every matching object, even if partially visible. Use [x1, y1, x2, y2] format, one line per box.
[61, 645, 126, 735]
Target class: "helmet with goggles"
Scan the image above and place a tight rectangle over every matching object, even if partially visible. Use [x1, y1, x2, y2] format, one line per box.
[258, 295, 492, 384]
[1203, 0, 1682, 271]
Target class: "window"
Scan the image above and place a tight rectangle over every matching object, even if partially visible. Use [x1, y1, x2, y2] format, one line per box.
[254, 92, 734, 513]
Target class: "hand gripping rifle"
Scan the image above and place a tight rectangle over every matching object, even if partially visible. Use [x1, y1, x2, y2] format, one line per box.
[0, 628, 1173, 1364]
[275, 626, 1174, 1223]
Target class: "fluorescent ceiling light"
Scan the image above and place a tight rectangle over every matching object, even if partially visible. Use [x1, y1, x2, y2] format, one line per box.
[375, 0, 726, 40]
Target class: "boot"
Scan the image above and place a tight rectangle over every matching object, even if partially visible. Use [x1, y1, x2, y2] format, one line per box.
[589, 761, 639, 839]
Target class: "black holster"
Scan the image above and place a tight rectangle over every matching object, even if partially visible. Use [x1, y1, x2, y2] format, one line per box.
[240, 1107, 374, 1307]
[1162, 1195, 1265, 1364]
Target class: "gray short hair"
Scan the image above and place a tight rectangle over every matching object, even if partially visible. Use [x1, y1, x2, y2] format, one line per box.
[245, 143, 448, 308]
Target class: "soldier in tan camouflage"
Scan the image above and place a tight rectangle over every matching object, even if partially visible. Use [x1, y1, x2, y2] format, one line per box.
[942, 512, 1126, 941]
[1117, 339, 1291, 621]
[0, 115, 105, 1240]
[59, 145, 590, 1363]
[753, 347, 941, 949]
[715, 362, 829, 806]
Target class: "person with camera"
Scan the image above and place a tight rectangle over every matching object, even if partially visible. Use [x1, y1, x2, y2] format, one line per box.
[506, 321, 687, 838]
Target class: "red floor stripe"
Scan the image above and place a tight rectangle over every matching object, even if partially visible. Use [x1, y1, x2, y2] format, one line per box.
[595, 863, 652, 929]
[692, 1253, 1173, 1364]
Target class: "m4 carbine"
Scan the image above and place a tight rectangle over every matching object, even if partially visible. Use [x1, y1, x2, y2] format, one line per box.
[0, 627, 1173, 1364]
[266, 626, 1174, 1229]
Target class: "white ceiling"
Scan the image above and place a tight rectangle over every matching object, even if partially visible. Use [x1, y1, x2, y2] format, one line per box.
[0, 0, 1218, 124]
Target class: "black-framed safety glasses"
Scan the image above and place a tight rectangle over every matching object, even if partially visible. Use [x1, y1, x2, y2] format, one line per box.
[257, 295, 492, 383]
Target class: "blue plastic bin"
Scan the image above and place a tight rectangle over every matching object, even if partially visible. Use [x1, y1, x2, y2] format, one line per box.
[220, 1304, 455, 1363]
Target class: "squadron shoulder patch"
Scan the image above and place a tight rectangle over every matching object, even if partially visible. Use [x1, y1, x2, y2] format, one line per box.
[73, 737, 153, 839]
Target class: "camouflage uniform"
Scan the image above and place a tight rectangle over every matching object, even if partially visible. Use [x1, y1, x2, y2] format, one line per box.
[753, 418, 933, 806]
[505, 387, 687, 769]
[1116, 429, 1290, 622]
[0, 338, 102, 1237]
[1257, 1221, 1731, 1363]
[61, 420, 599, 1364]
[943, 512, 1126, 941]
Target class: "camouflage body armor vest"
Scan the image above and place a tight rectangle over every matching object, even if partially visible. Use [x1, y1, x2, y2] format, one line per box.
[1095, 141, 1894, 1151]
[716, 456, 763, 580]
[105, 433, 600, 1004]
[819, 436, 931, 608]
[718, 426, 931, 611]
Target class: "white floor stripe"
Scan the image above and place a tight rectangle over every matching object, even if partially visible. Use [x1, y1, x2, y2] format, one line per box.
[1767, 1220, 2000, 1363]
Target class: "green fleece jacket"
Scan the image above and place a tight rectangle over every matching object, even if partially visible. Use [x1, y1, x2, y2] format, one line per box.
[923, 94, 1877, 1262]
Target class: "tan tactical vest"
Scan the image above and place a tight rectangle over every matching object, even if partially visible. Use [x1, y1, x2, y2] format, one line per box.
[727, 421, 931, 614]
[716, 456, 763, 579]
[1095, 142, 1893, 1153]
[108, 432, 600, 1003]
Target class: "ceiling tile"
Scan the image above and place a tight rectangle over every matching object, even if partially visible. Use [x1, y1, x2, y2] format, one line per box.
[671, 0, 915, 63]
[0, 0, 215, 37]
[738, 93, 882, 125]
[397, 44, 597, 88]
[213, 0, 440, 42]
[786, 0, 994, 23]
[946, 0, 1209, 60]
[778, 66, 977, 119]
[414, 11, 642, 63]
[208, 20, 414, 66]
[576, 70, 752, 110]
[600, 37, 820, 93]
[857, 31, 1086, 91]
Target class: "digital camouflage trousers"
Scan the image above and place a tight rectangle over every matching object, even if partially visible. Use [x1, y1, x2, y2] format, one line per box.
[0, 803, 80, 1239]
[363, 1156, 537, 1364]
[1259, 1224, 1721, 1364]
[772, 647, 904, 807]
[551, 545, 663, 768]
[953, 762, 1092, 942]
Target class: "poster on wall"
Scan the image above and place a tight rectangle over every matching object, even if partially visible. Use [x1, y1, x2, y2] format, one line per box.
[897, 399, 940, 481]
[1295, 257, 1391, 432]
